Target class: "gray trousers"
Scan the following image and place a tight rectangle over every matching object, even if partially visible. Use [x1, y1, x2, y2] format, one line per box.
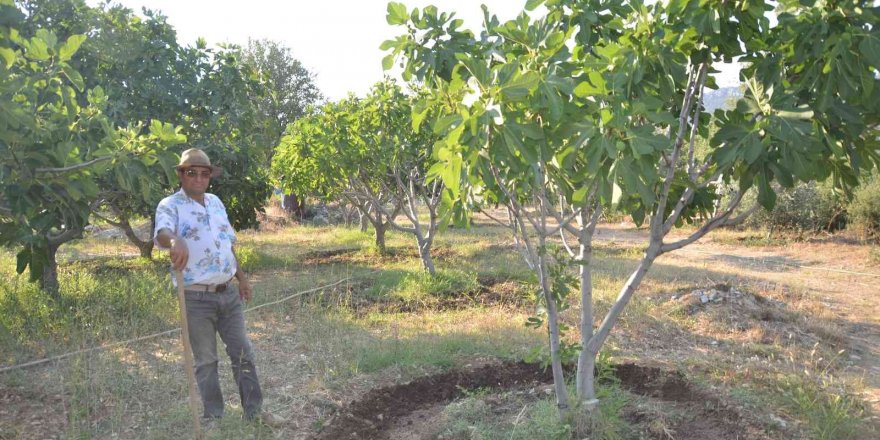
[184, 285, 263, 419]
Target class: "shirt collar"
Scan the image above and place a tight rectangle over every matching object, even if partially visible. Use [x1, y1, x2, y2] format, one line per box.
[175, 188, 210, 206]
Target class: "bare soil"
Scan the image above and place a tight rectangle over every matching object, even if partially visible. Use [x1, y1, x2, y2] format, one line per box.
[313, 361, 765, 440]
[595, 223, 880, 419]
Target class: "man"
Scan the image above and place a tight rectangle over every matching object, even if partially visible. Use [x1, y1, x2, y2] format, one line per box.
[154, 148, 281, 426]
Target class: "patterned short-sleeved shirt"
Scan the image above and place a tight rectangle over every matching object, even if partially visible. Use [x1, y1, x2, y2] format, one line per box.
[154, 189, 238, 286]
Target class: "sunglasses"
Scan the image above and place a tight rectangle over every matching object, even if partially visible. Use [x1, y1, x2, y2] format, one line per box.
[182, 169, 212, 179]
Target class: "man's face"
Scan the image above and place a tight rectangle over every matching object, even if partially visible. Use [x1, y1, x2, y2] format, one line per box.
[178, 166, 212, 196]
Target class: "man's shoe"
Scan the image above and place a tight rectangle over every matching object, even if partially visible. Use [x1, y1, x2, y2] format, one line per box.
[248, 411, 285, 428]
[200, 416, 221, 431]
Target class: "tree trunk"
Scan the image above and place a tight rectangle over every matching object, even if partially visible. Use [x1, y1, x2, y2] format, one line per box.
[575, 239, 597, 403]
[40, 242, 60, 300]
[508, 207, 520, 247]
[359, 207, 369, 232]
[342, 204, 355, 227]
[119, 216, 154, 259]
[374, 222, 387, 255]
[282, 193, 306, 219]
[584, 248, 659, 357]
[417, 235, 436, 276]
[537, 237, 570, 417]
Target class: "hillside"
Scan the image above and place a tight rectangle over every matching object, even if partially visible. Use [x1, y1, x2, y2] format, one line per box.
[704, 86, 744, 111]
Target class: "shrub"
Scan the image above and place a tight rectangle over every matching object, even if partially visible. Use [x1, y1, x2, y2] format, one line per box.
[742, 181, 846, 232]
[847, 174, 880, 241]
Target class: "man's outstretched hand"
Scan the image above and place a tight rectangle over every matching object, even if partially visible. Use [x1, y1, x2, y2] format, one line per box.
[238, 277, 253, 302]
[169, 238, 189, 271]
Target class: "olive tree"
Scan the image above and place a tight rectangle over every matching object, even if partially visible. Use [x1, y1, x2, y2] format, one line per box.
[384, 0, 879, 417]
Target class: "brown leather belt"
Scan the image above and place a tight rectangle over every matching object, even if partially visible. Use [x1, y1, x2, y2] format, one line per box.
[185, 281, 229, 293]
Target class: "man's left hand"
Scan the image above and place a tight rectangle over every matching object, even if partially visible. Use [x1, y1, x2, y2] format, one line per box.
[238, 277, 253, 302]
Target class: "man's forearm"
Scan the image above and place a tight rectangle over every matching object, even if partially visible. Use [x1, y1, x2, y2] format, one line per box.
[231, 247, 247, 281]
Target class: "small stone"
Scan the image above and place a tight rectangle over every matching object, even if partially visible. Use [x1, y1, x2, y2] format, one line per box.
[769, 414, 787, 429]
[700, 294, 710, 304]
[850, 354, 862, 361]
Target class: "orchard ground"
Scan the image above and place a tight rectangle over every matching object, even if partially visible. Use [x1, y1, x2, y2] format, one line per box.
[0, 206, 878, 440]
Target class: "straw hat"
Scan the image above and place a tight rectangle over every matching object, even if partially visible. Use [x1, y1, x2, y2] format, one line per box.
[176, 148, 222, 177]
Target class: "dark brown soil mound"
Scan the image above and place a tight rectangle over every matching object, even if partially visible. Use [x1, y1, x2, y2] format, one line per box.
[313, 361, 764, 440]
[314, 362, 551, 439]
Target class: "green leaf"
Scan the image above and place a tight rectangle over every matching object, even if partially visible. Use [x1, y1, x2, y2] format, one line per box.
[584, 140, 605, 174]
[379, 39, 397, 51]
[28, 248, 45, 283]
[503, 124, 536, 163]
[858, 36, 880, 68]
[541, 82, 563, 121]
[441, 155, 462, 197]
[61, 64, 85, 92]
[0, 47, 15, 68]
[15, 247, 29, 274]
[628, 126, 667, 157]
[58, 34, 86, 62]
[741, 132, 763, 164]
[574, 80, 599, 97]
[387, 2, 409, 25]
[598, 135, 615, 156]
[382, 53, 395, 71]
[432, 114, 461, 134]
[501, 71, 540, 99]
[572, 186, 589, 204]
[616, 159, 654, 206]
[24, 37, 50, 61]
[756, 171, 776, 210]
[525, 0, 546, 11]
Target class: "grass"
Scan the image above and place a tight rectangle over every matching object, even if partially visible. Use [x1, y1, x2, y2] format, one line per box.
[441, 396, 573, 440]
[0, 219, 876, 439]
[0, 253, 178, 365]
[707, 228, 800, 247]
[364, 268, 481, 303]
[438, 359, 629, 440]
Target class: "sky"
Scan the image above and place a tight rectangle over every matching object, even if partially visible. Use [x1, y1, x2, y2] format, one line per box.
[86, 0, 741, 101]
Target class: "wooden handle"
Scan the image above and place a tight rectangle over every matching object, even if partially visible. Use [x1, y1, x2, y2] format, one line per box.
[175, 271, 202, 440]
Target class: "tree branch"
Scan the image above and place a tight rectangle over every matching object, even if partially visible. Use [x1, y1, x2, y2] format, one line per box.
[47, 226, 83, 246]
[348, 178, 415, 234]
[661, 166, 725, 235]
[687, 74, 706, 181]
[654, 62, 709, 236]
[35, 156, 113, 174]
[660, 190, 744, 254]
[478, 206, 515, 229]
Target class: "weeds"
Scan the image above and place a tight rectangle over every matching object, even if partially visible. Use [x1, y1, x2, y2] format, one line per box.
[438, 354, 628, 440]
[235, 244, 292, 271]
[774, 347, 867, 440]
